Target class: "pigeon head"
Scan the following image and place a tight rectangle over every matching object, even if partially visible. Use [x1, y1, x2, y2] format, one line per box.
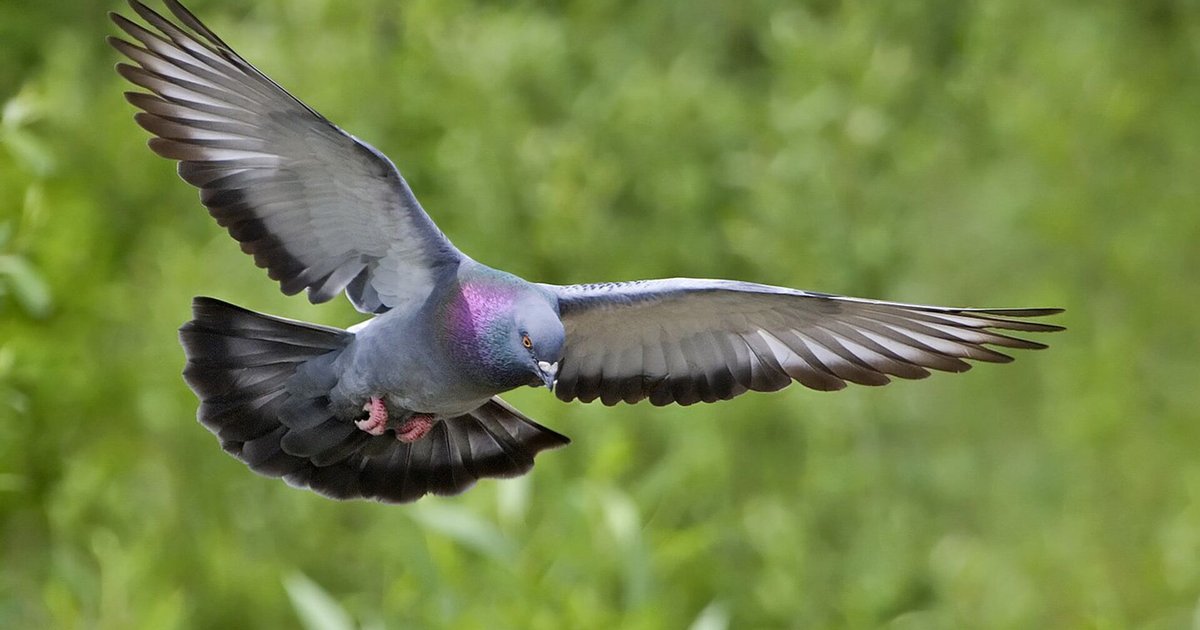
[441, 276, 564, 391]
[513, 295, 565, 390]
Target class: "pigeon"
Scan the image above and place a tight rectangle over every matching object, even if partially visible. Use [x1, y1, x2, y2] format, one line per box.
[110, 0, 1064, 503]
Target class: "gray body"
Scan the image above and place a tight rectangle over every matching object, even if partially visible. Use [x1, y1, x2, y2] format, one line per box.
[337, 312, 489, 418]
[333, 263, 524, 420]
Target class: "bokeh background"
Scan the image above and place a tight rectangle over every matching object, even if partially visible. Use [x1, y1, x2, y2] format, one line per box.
[2, 0, 1199, 627]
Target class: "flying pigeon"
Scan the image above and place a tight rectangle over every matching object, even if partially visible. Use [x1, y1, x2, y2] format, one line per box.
[110, 0, 1064, 503]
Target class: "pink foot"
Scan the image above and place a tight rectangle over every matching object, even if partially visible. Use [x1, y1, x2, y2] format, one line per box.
[396, 414, 435, 443]
[356, 397, 388, 436]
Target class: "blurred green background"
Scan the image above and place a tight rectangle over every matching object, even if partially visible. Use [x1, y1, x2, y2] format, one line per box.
[2, 0, 1198, 627]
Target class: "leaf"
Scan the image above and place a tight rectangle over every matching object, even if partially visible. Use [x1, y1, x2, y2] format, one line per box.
[0, 128, 56, 176]
[1, 86, 44, 129]
[688, 601, 730, 630]
[283, 572, 355, 630]
[495, 475, 530, 529]
[409, 502, 515, 563]
[0, 254, 52, 318]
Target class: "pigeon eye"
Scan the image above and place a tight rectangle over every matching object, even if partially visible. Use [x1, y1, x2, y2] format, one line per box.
[522, 334, 533, 349]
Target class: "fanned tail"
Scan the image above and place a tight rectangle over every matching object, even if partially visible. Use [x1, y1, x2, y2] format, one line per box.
[295, 398, 571, 503]
[179, 297, 569, 503]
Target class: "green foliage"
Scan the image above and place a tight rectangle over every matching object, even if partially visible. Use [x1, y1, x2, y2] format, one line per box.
[2, 0, 1199, 627]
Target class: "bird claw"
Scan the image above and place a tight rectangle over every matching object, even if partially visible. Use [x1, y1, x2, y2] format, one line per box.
[355, 397, 388, 436]
[355, 398, 434, 443]
[396, 414, 435, 443]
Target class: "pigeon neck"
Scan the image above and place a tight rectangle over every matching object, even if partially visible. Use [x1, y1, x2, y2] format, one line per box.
[438, 275, 531, 390]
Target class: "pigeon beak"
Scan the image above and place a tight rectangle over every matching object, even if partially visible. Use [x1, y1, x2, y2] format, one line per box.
[537, 360, 558, 391]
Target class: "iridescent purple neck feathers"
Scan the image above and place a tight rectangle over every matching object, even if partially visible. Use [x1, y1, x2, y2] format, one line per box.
[437, 271, 565, 391]
[439, 276, 535, 389]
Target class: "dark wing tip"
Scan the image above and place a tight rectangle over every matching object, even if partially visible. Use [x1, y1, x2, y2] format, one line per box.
[1015, 338, 1050, 350]
[994, 321, 1066, 334]
[954, 308, 1066, 334]
[126, 0, 167, 27]
[110, 6, 160, 44]
[973, 307, 1067, 332]
[109, 10, 133, 29]
[979, 307, 1065, 317]
[163, 0, 217, 37]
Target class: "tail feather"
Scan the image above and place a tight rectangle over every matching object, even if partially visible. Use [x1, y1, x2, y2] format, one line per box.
[179, 296, 570, 503]
[279, 418, 362, 461]
[236, 425, 306, 477]
[280, 398, 572, 502]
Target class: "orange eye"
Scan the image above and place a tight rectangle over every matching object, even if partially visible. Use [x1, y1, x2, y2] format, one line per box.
[522, 334, 533, 349]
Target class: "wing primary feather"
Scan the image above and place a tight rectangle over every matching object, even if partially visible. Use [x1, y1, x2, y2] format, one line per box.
[791, 329, 891, 386]
[866, 316, 1015, 363]
[854, 303, 1065, 333]
[863, 310, 1023, 355]
[817, 324, 932, 380]
[846, 318, 974, 372]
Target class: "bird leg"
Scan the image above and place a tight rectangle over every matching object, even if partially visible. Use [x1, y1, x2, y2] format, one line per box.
[355, 396, 389, 436]
[396, 414, 435, 444]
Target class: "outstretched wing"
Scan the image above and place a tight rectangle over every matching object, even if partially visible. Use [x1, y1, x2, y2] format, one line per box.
[110, 0, 462, 313]
[545, 279, 1064, 406]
